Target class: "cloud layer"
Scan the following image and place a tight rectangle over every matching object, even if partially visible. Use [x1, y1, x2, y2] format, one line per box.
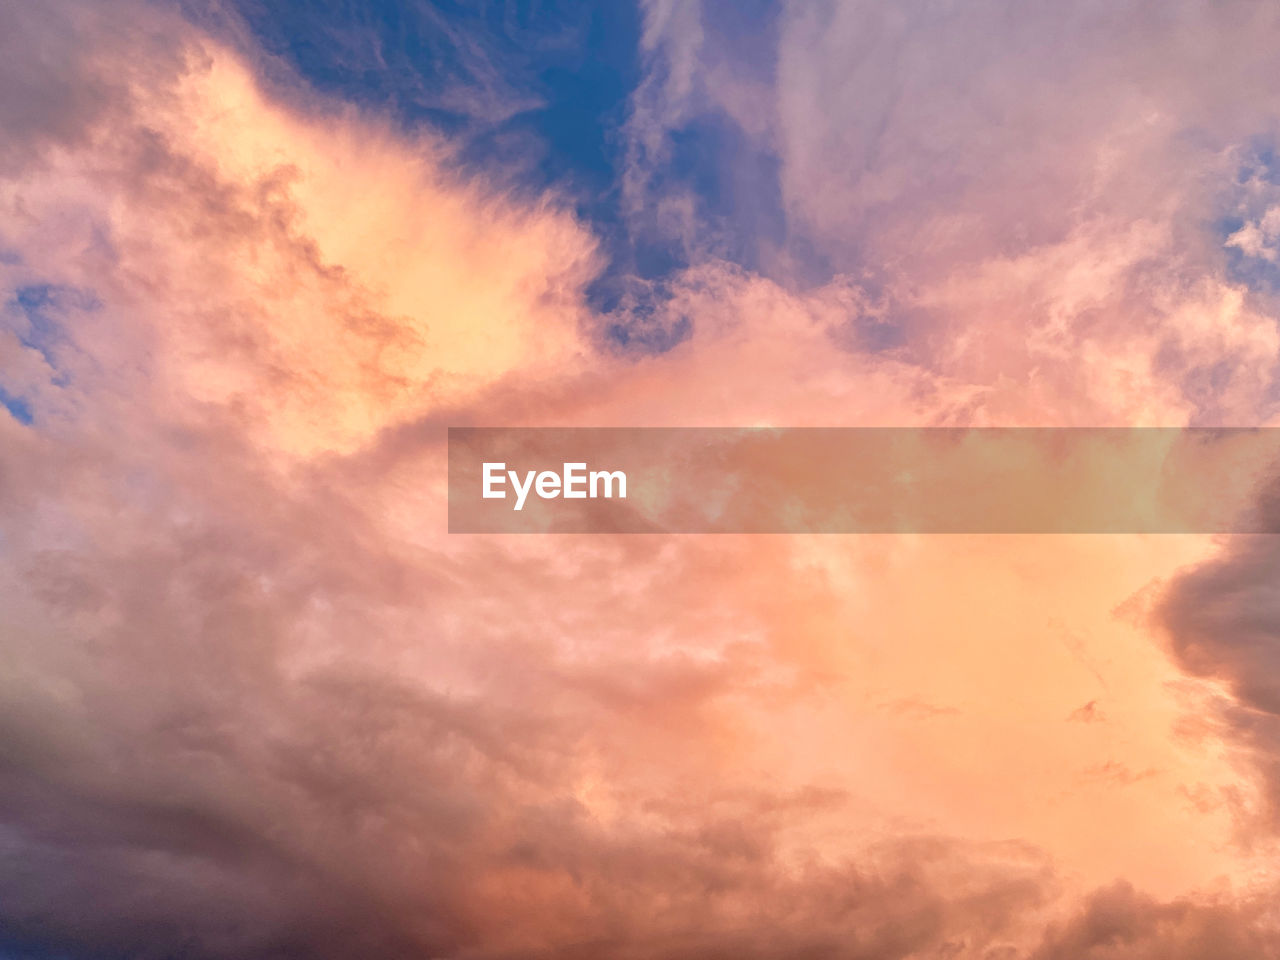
[3, 1, 1280, 957]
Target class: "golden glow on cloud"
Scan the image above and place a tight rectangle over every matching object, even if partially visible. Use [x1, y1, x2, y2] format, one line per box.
[4, 1, 1280, 956]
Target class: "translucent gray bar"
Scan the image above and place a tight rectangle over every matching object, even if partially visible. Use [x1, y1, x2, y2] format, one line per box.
[448, 428, 1280, 533]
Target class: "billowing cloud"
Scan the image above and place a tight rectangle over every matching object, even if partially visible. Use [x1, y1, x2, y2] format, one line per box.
[3, 1, 1280, 958]
[1030, 881, 1277, 960]
[1158, 511, 1280, 844]
[631, 0, 1280, 425]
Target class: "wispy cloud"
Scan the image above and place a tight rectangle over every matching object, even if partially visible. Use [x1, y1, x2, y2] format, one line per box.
[3, 1, 1280, 957]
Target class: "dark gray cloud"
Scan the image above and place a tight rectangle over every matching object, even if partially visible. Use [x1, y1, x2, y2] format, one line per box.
[1159, 521, 1280, 831]
[1030, 882, 1276, 960]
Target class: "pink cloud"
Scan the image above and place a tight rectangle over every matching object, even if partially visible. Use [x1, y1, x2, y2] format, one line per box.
[2, 1, 1280, 957]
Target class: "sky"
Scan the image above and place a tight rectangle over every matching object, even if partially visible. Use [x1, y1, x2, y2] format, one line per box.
[4, 0, 1280, 957]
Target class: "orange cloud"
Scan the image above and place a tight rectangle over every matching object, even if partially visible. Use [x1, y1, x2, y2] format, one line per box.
[3, 2, 1280, 958]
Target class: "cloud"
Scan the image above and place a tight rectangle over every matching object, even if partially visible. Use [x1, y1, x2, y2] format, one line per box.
[2, 1, 601, 457]
[631, 0, 1280, 425]
[1030, 882, 1278, 960]
[1158, 521, 1280, 835]
[2, 0, 1280, 957]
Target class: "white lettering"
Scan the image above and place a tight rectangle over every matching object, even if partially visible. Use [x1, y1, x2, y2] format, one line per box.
[510, 469, 536, 511]
[590, 469, 627, 499]
[563, 462, 587, 498]
[482, 462, 506, 499]
[535, 470, 561, 499]
[482, 463, 626, 510]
